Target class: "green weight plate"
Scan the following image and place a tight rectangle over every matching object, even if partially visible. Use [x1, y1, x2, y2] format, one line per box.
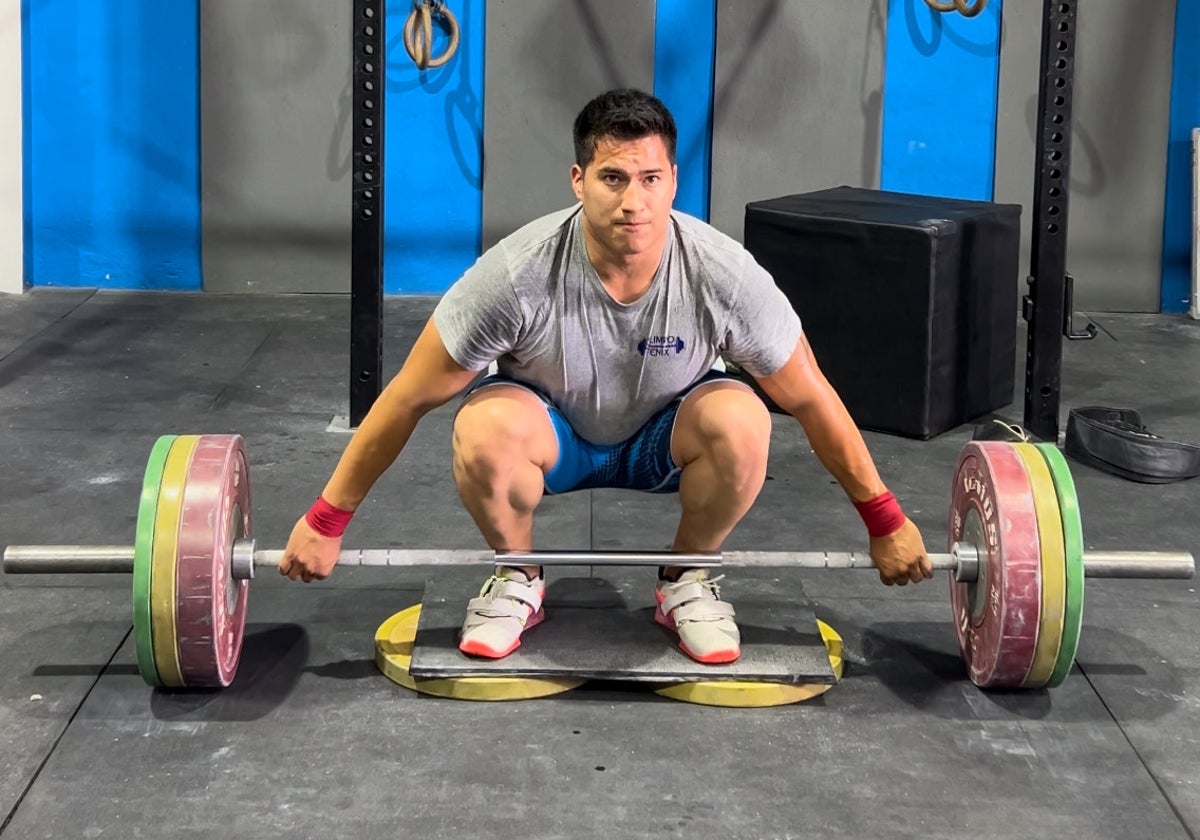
[1036, 443, 1085, 687]
[134, 435, 177, 687]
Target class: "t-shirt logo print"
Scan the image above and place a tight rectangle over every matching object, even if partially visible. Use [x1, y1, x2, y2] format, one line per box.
[637, 335, 686, 357]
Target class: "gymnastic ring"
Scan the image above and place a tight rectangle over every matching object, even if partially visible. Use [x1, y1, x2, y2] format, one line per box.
[404, 1, 460, 70]
[923, 0, 987, 17]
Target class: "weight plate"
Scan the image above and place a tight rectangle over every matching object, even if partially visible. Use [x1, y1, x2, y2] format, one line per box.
[1036, 443, 1085, 687]
[134, 435, 177, 687]
[948, 441, 1042, 688]
[654, 620, 844, 707]
[151, 435, 200, 688]
[374, 605, 585, 700]
[1013, 443, 1067, 688]
[176, 434, 253, 688]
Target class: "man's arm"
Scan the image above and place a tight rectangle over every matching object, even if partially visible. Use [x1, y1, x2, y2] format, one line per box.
[752, 333, 885, 501]
[278, 316, 479, 581]
[320, 316, 480, 511]
[751, 333, 932, 585]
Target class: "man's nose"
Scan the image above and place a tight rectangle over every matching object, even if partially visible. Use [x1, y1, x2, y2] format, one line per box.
[621, 181, 647, 213]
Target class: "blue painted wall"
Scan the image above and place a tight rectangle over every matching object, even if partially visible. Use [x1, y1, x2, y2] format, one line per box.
[18, 0, 1196, 308]
[653, 0, 716, 221]
[24, 0, 201, 290]
[1162, 0, 1200, 313]
[382, 0, 485, 295]
[880, 0, 1004, 201]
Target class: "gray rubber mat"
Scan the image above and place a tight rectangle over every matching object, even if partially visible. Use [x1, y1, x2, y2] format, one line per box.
[408, 575, 836, 683]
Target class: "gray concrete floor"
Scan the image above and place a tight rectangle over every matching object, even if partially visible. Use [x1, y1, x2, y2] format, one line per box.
[0, 288, 1198, 839]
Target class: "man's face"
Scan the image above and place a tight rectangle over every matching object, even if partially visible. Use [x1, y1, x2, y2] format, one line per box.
[571, 134, 677, 258]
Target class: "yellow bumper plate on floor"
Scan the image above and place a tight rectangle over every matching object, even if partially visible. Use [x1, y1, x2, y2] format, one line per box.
[374, 605, 585, 701]
[151, 435, 200, 688]
[1013, 443, 1067, 688]
[653, 620, 844, 707]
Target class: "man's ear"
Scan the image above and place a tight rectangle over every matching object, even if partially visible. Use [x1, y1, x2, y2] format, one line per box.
[571, 164, 584, 201]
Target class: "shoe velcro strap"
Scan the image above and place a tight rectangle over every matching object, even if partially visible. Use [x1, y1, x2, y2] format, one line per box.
[659, 581, 714, 615]
[672, 599, 736, 624]
[492, 579, 544, 611]
[464, 595, 531, 624]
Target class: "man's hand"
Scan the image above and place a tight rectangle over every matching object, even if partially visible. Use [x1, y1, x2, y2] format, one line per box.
[869, 519, 933, 586]
[278, 516, 342, 583]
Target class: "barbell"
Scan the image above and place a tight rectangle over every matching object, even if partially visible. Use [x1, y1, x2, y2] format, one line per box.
[2, 434, 1193, 692]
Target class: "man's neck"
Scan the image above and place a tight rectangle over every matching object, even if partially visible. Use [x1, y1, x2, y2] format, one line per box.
[582, 228, 667, 305]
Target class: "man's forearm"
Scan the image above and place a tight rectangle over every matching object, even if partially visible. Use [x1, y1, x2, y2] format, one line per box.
[319, 392, 426, 511]
[792, 391, 888, 503]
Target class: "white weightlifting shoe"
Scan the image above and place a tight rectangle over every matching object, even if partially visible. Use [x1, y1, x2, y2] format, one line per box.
[458, 567, 545, 659]
[654, 569, 740, 664]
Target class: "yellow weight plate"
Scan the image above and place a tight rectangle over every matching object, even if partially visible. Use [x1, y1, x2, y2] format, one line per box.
[654, 620, 844, 708]
[374, 605, 586, 700]
[1013, 443, 1067, 688]
[150, 435, 200, 689]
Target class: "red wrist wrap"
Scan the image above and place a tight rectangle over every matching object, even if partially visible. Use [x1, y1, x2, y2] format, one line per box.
[305, 496, 354, 538]
[853, 491, 906, 538]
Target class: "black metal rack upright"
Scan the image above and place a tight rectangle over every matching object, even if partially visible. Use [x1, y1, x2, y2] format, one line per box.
[350, 0, 385, 428]
[1021, 0, 1094, 442]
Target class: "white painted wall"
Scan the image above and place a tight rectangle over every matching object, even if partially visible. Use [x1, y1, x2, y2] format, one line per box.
[0, 0, 23, 293]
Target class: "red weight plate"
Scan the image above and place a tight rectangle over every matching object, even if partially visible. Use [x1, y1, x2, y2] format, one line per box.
[947, 441, 1042, 688]
[175, 434, 252, 687]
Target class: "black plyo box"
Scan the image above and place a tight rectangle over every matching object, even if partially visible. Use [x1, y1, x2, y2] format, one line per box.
[744, 186, 1021, 439]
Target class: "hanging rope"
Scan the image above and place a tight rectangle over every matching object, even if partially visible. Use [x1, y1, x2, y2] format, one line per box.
[923, 0, 988, 18]
[403, 0, 460, 70]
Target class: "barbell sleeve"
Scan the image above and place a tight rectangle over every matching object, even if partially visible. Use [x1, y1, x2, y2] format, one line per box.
[3, 543, 1193, 581]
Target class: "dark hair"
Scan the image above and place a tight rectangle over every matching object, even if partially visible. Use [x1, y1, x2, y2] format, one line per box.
[572, 89, 677, 171]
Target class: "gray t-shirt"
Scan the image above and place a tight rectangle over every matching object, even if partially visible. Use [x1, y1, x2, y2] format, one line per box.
[433, 205, 803, 444]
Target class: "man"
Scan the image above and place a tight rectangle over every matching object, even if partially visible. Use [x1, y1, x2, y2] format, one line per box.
[280, 88, 932, 665]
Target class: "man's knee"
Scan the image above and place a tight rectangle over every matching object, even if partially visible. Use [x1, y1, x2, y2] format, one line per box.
[452, 388, 557, 484]
[673, 384, 771, 481]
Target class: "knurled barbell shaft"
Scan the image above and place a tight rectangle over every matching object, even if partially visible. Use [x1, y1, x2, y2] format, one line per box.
[2, 544, 1194, 580]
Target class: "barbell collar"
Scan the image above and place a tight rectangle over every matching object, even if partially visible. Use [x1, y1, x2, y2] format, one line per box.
[3, 543, 1193, 581]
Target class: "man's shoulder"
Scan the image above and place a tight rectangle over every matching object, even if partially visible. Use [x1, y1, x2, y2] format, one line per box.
[670, 210, 750, 285]
[493, 205, 582, 264]
[670, 210, 747, 263]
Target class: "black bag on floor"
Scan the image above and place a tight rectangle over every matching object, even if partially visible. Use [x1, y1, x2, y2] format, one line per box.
[1064, 406, 1200, 484]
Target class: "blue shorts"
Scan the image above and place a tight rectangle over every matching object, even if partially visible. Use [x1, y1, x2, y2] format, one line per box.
[461, 370, 740, 495]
